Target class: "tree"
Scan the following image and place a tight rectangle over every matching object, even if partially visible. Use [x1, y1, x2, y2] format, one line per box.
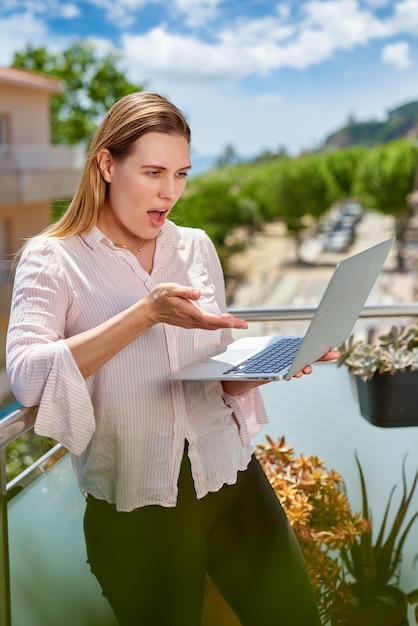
[216, 143, 241, 167]
[173, 169, 258, 273]
[323, 146, 368, 200]
[265, 155, 338, 261]
[12, 41, 145, 145]
[251, 144, 289, 164]
[354, 140, 418, 271]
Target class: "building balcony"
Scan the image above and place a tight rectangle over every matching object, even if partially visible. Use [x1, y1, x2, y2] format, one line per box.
[1, 303, 418, 626]
[0, 144, 85, 204]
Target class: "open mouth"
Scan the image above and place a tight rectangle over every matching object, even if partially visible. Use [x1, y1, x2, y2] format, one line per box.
[148, 209, 169, 225]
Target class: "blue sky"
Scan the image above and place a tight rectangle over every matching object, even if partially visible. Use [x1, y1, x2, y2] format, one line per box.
[1, 0, 418, 166]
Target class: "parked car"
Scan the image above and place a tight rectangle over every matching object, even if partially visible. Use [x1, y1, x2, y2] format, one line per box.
[341, 202, 363, 222]
[324, 220, 355, 252]
[324, 230, 352, 252]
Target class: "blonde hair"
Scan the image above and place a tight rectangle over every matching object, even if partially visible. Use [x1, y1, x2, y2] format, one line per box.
[44, 92, 191, 239]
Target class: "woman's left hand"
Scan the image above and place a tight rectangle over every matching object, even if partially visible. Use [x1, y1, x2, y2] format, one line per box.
[222, 348, 341, 395]
[292, 348, 341, 378]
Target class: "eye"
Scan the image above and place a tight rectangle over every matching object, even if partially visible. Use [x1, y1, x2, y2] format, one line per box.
[147, 169, 161, 176]
[177, 171, 189, 178]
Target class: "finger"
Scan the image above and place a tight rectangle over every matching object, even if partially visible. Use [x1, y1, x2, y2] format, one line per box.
[189, 288, 201, 300]
[202, 313, 248, 330]
[175, 287, 201, 301]
[221, 315, 248, 329]
[162, 284, 201, 301]
[292, 364, 313, 378]
[319, 349, 341, 361]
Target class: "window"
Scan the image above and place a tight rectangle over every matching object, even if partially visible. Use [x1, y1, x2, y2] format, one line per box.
[0, 115, 9, 144]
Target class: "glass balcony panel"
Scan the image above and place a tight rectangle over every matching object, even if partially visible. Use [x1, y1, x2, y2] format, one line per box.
[8, 453, 117, 626]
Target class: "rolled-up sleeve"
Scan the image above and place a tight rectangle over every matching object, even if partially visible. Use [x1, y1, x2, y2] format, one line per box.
[6, 239, 95, 455]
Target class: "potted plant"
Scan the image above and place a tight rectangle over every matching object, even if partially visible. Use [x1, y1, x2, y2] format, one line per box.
[254, 435, 366, 625]
[204, 434, 363, 626]
[337, 325, 418, 427]
[255, 436, 418, 626]
[338, 453, 418, 626]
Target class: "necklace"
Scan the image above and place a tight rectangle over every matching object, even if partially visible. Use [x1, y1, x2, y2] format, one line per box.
[114, 238, 146, 252]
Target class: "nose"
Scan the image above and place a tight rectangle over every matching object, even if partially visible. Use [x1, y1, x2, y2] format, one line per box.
[159, 177, 177, 200]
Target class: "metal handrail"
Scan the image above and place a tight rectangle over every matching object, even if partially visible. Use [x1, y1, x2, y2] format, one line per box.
[229, 302, 418, 322]
[0, 406, 38, 450]
[7, 443, 66, 500]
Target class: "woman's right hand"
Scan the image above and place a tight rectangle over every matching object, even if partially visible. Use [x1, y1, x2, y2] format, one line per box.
[66, 283, 246, 379]
[144, 283, 248, 331]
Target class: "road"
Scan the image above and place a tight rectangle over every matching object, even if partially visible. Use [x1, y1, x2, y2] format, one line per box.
[228, 211, 416, 339]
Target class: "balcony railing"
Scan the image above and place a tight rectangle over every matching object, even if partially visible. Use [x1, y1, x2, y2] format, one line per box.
[0, 144, 85, 204]
[0, 144, 85, 172]
[1, 302, 418, 626]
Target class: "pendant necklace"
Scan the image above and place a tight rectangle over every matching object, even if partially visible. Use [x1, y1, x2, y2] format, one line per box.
[114, 238, 146, 252]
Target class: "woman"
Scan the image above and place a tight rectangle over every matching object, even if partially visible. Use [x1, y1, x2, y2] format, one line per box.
[7, 92, 337, 625]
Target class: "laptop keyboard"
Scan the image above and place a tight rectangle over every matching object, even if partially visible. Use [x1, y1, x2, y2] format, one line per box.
[223, 336, 303, 375]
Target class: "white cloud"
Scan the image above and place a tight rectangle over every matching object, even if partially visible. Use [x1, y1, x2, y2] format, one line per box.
[86, 0, 221, 29]
[89, 0, 149, 9]
[121, 0, 418, 90]
[277, 3, 291, 20]
[219, 16, 294, 47]
[173, 0, 220, 10]
[172, 0, 222, 28]
[390, 0, 418, 35]
[302, 0, 389, 47]
[121, 2, 392, 82]
[361, 0, 391, 7]
[0, 13, 47, 65]
[2, 1, 77, 18]
[382, 40, 411, 68]
[122, 28, 250, 80]
[4, 0, 417, 80]
[59, 3, 80, 18]
[87, 0, 151, 27]
[0, 0, 79, 41]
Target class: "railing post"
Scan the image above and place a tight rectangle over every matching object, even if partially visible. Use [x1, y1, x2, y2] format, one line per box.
[0, 447, 11, 626]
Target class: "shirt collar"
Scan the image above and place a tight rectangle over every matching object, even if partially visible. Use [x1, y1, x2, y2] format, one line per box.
[80, 227, 108, 250]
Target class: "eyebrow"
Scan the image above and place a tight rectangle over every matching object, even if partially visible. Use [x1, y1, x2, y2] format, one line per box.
[141, 163, 192, 171]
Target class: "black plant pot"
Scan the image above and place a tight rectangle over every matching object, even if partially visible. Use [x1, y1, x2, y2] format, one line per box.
[338, 585, 409, 626]
[355, 370, 418, 428]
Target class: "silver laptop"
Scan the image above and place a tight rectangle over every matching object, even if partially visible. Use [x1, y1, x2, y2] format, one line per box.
[170, 237, 394, 382]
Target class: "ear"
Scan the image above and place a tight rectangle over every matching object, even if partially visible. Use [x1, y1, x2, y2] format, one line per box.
[97, 149, 113, 183]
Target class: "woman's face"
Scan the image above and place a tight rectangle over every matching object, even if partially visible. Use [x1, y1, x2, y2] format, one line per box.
[97, 132, 191, 242]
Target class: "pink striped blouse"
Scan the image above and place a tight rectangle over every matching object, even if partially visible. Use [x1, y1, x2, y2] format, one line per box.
[6, 220, 268, 511]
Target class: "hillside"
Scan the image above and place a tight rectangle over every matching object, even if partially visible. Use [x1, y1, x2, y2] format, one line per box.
[322, 101, 418, 150]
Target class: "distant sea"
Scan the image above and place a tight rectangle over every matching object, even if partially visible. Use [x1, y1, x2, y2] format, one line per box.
[190, 153, 217, 177]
